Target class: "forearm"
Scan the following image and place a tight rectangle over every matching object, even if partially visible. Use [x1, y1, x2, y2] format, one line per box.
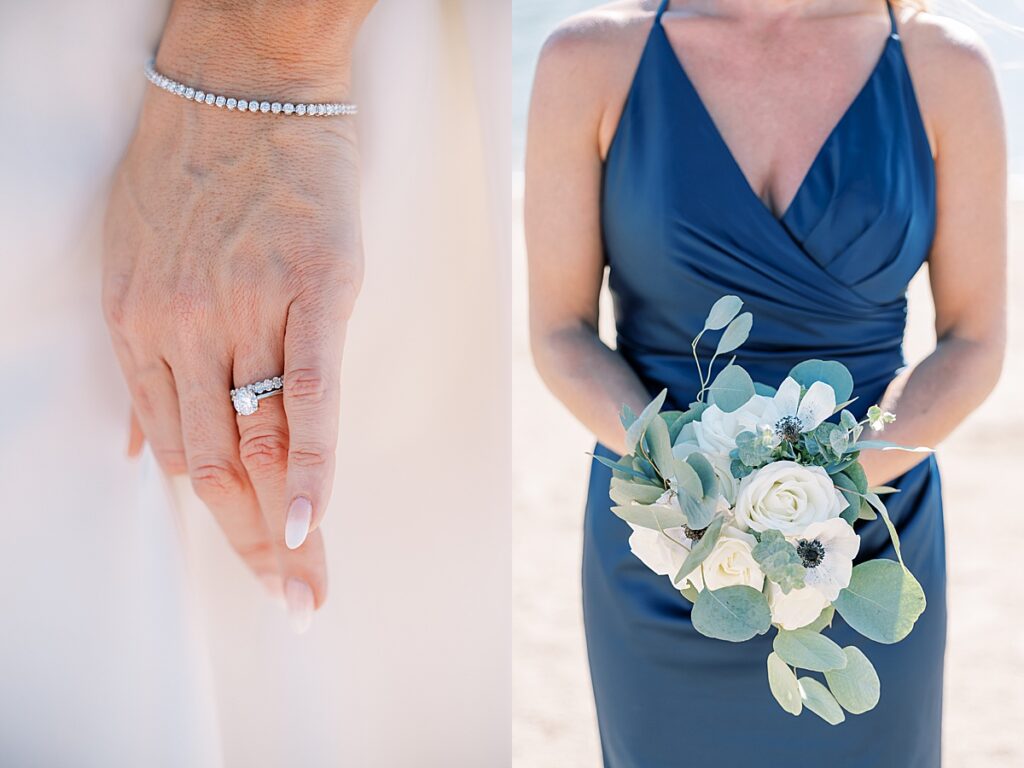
[859, 332, 1004, 485]
[532, 322, 650, 455]
[156, 0, 377, 95]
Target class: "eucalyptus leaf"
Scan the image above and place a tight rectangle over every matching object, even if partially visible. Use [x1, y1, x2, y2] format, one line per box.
[798, 678, 846, 725]
[609, 478, 667, 506]
[788, 360, 854, 404]
[703, 295, 743, 331]
[672, 459, 703, 499]
[844, 462, 869, 493]
[679, 491, 716, 530]
[751, 530, 806, 593]
[833, 560, 926, 644]
[686, 452, 719, 499]
[853, 440, 932, 453]
[829, 428, 850, 456]
[646, 416, 675, 480]
[824, 647, 881, 715]
[692, 586, 772, 642]
[679, 584, 700, 604]
[672, 516, 726, 586]
[754, 382, 778, 397]
[710, 364, 756, 413]
[619, 404, 638, 431]
[669, 402, 709, 446]
[625, 389, 668, 454]
[593, 454, 653, 483]
[857, 499, 878, 521]
[767, 652, 802, 716]
[715, 312, 753, 356]
[774, 629, 848, 672]
[832, 473, 861, 525]
[610, 501, 685, 532]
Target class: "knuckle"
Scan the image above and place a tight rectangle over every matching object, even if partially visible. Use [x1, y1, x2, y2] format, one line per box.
[284, 368, 330, 405]
[234, 538, 276, 564]
[152, 446, 188, 475]
[288, 443, 333, 470]
[102, 276, 137, 336]
[189, 458, 244, 499]
[238, 431, 289, 474]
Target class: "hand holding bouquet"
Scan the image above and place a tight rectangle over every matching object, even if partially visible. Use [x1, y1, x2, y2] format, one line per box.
[602, 296, 929, 724]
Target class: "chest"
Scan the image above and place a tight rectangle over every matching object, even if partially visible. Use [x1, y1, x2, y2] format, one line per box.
[660, 14, 894, 216]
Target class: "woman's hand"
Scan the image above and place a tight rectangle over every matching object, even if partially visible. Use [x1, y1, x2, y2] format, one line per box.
[102, 3, 368, 628]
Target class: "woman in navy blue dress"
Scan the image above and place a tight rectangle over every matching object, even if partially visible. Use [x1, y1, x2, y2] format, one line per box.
[526, 1, 1006, 765]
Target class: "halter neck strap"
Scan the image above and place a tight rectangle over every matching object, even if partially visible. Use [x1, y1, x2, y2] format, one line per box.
[885, 0, 899, 38]
[654, 0, 670, 23]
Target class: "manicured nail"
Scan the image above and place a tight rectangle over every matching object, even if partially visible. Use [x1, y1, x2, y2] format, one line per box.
[259, 573, 285, 605]
[285, 578, 314, 634]
[285, 496, 312, 550]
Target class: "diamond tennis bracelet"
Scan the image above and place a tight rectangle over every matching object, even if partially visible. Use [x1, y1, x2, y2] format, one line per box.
[144, 59, 357, 117]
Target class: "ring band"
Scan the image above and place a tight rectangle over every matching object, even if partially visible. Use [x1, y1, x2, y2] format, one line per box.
[231, 376, 284, 416]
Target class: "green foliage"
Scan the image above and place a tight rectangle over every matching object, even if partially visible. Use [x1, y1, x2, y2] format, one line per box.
[767, 652, 802, 716]
[609, 478, 667, 506]
[773, 629, 848, 672]
[788, 359, 854, 404]
[824, 647, 881, 715]
[686, 453, 719, 499]
[678, 491, 717, 530]
[715, 312, 753, 356]
[804, 605, 836, 633]
[831, 473, 861, 525]
[834, 560, 926, 644]
[593, 454, 654, 483]
[798, 678, 846, 725]
[709, 364, 755, 413]
[672, 459, 703, 499]
[703, 295, 743, 331]
[624, 389, 668, 454]
[691, 586, 772, 642]
[863, 491, 905, 567]
[610, 501, 685, 532]
[673, 516, 726, 587]
[645, 416, 674, 481]
[735, 430, 773, 468]
[752, 530, 807, 593]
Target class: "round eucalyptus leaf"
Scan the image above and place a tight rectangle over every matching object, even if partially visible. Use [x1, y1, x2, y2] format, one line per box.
[610, 502, 685, 532]
[824, 646, 880, 715]
[798, 677, 845, 725]
[715, 312, 753, 356]
[833, 560, 926, 644]
[703, 295, 743, 331]
[692, 585, 772, 642]
[767, 652, 802, 716]
[788, 359, 854, 405]
[709, 364, 755, 413]
[774, 628, 848, 672]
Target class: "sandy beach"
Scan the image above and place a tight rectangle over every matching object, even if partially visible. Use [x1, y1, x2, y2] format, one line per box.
[511, 201, 1024, 767]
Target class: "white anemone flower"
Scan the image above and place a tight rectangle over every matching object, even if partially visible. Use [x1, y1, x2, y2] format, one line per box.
[760, 377, 837, 445]
[794, 517, 861, 601]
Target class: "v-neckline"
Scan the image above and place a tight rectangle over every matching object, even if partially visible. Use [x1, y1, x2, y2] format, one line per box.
[654, 16, 897, 223]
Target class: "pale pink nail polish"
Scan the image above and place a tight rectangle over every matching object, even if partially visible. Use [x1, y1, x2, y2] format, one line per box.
[285, 496, 313, 550]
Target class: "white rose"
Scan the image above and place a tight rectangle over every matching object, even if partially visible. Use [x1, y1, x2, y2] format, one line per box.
[733, 461, 848, 536]
[767, 582, 831, 630]
[628, 524, 690, 581]
[692, 395, 773, 457]
[679, 526, 764, 592]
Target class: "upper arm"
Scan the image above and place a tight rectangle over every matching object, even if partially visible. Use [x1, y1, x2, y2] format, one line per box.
[524, 9, 646, 341]
[902, 13, 1007, 345]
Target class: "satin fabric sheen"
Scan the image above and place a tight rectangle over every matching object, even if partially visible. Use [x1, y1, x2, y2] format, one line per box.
[583, 2, 946, 765]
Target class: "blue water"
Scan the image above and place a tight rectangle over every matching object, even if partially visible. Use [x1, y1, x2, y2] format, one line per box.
[512, 0, 1024, 191]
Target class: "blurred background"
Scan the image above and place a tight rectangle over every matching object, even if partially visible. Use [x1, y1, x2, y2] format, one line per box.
[511, 1, 1024, 766]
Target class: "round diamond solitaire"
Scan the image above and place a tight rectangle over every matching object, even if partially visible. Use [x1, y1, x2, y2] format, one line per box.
[230, 375, 285, 417]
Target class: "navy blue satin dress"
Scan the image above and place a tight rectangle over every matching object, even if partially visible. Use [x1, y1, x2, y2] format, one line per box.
[584, 2, 946, 765]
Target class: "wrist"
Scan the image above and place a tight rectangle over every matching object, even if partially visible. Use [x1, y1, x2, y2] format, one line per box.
[156, 1, 368, 102]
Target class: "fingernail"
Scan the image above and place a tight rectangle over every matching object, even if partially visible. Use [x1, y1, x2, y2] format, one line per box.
[285, 578, 314, 634]
[259, 573, 285, 605]
[285, 496, 313, 550]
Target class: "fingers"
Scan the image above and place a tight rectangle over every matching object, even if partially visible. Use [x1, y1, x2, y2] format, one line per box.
[234, 337, 329, 617]
[127, 408, 145, 458]
[128, 360, 188, 475]
[281, 295, 349, 548]
[173, 360, 279, 584]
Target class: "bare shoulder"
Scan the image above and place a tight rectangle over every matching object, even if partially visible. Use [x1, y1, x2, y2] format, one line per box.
[531, 1, 658, 144]
[896, 9, 1003, 147]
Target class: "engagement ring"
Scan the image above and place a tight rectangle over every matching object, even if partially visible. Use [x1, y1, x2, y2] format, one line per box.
[231, 376, 284, 416]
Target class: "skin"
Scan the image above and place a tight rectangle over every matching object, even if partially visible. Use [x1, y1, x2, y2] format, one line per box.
[103, 0, 377, 616]
[526, 0, 1007, 486]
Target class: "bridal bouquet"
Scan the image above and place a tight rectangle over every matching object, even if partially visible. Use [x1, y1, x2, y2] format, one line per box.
[602, 296, 928, 724]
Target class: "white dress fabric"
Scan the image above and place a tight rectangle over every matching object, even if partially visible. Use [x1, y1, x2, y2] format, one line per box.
[0, 2, 510, 766]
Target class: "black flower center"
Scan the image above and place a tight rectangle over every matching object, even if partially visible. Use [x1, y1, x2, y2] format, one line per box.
[683, 525, 706, 542]
[774, 415, 803, 443]
[796, 538, 826, 568]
